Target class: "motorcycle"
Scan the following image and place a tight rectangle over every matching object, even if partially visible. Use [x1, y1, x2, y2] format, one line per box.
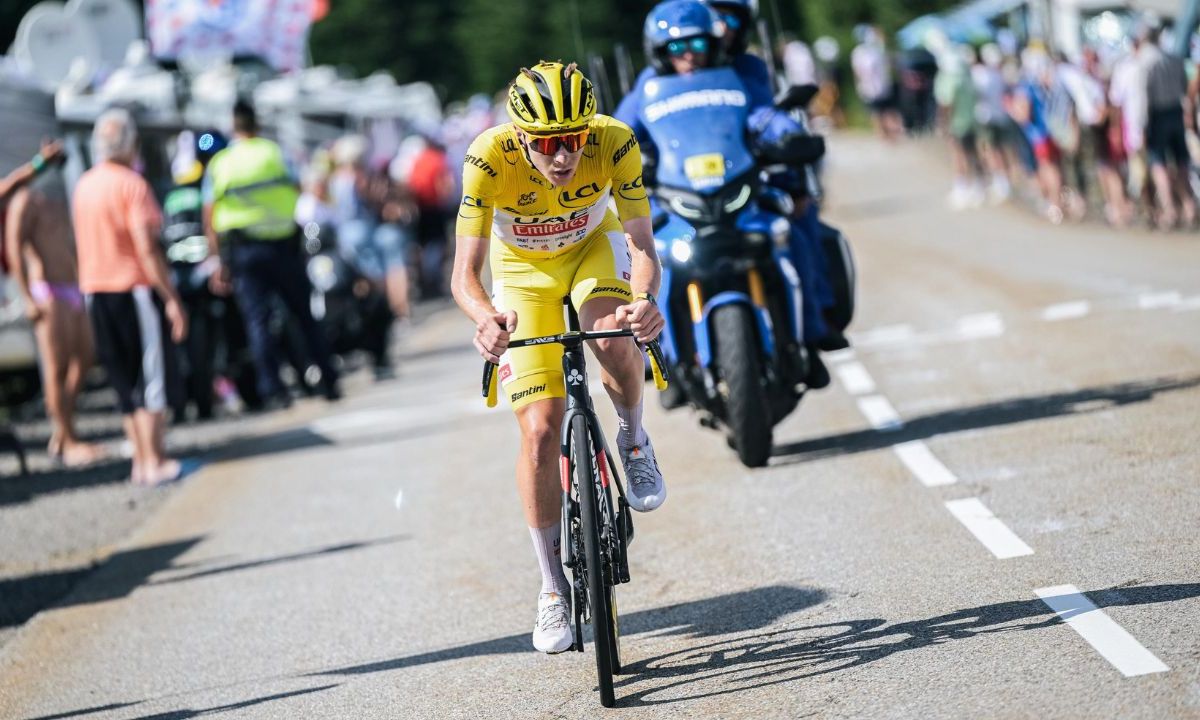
[642, 69, 852, 467]
[301, 221, 394, 374]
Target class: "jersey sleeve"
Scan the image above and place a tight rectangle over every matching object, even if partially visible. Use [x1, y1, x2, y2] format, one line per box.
[606, 120, 650, 221]
[454, 134, 500, 238]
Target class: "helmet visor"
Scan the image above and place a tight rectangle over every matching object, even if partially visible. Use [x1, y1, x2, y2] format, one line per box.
[666, 36, 711, 57]
[527, 129, 590, 155]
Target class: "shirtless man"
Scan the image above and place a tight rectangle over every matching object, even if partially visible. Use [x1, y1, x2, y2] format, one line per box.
[5, 156, 105, 466]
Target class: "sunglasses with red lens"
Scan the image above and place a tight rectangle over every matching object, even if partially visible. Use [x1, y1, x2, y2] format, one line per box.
[526, 130, 590, 155]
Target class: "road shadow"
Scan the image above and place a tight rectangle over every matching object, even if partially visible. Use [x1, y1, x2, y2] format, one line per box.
[128, 684, 339, 720]
[0, 538, 201, 628]
[23, 684, 339, 720]
[2, 535, 405, 630]
[307, 585, 827, 679]
[613, 582, 1198, 707]
[772, 374, 1200, 465]
[146, 535, 409, 587]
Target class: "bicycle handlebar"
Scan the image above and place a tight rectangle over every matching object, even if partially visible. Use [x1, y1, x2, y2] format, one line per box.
[483, 331, 669, 407]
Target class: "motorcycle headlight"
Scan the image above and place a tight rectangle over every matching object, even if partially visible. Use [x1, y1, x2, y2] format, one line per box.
[670, 238, 693, 263]
[307, 255, 338, 293]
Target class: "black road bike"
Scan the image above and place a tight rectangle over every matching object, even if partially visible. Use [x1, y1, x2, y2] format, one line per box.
[482, 301, 668, 708]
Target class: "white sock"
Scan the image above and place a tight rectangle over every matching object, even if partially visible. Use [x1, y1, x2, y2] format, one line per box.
[615, 401, 648, 451]
[529, 524, 569, 596]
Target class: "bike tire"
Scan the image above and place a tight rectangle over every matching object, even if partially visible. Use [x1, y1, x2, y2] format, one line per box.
[572, 414, 617, 707]
[713, 304, 773, 467]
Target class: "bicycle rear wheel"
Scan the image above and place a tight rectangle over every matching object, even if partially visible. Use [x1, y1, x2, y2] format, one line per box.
[571, 414, 616, 707]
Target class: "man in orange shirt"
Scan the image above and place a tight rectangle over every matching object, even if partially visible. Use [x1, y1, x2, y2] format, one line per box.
[73, 109, 188, 486]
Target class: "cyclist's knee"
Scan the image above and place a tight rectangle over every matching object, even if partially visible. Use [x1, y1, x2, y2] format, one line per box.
[517, 401, 562, 462]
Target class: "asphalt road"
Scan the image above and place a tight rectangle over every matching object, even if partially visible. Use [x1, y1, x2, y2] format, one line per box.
[1, 134, 1198, 719]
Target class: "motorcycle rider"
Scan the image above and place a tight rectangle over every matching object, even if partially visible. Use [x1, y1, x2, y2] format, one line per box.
[614, 0, 834, 389]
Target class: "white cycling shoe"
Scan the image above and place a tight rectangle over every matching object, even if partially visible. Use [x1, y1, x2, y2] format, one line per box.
[532, 592, 574, 654]
[621, 437, 667, 512]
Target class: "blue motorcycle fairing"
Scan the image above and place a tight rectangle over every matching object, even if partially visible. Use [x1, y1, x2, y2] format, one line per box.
[694, 291, 775, 368]
[639, 68, 756, 194]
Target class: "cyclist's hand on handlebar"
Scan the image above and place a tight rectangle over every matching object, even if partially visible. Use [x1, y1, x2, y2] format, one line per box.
[616, 299, 664, 343]
[475, 310, 518, 363]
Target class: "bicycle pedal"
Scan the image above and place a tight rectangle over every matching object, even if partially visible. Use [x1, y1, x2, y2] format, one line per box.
[617, 498, 634, 546]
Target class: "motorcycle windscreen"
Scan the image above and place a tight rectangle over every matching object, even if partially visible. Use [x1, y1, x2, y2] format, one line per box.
[639, 68, 757, 194]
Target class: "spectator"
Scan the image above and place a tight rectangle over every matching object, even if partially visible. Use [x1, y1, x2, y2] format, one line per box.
[934, 42, 984, 209]
[1079, 46, 1134, 226]
[1142, 25, 1197, 229]
[779, 33, 817, 87]
[72, 109, 187, 486]
[972, 44, 1013, 203]
[5, 150, 105, 466]
[1009, 49, 1069, 223]
[403, 136, 455, 299]
[204, 100, 341, 408]
[851, 26, 903, 140]
[1110, 31, 1152, 221]
[329, 134, 413, 319]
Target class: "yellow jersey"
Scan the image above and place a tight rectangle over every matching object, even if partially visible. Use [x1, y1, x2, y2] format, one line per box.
[455, 114, 650, 257]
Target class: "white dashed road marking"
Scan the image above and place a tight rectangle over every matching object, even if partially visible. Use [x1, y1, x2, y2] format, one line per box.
[954, 312, 1005, 340]
[835, 361, 877, 395]
[944, 498, 1034, 559]
[893, 441, 958, 487]
[1035, 585, 1170, 677]
[856, 395, 903, 431]
[1040, 300, 1092, 322]
[854, 323, 915, 349]
[1137, 291, 1182, 310]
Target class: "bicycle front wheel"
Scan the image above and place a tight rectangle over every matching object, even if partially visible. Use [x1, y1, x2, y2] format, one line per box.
[571, 414, 616, 707]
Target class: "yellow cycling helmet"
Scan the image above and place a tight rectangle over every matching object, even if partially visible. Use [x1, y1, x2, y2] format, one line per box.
[506, 61, 597, 136]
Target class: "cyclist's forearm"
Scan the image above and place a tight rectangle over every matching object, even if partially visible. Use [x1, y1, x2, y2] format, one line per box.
[629, 250, 661, 298]
[451, 234, 497, 324]
[622, 216, 661, 298]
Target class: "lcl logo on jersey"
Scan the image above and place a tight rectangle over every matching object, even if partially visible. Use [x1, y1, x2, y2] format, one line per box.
[502, 137, 521, 166]
[558, 182, 604, 208]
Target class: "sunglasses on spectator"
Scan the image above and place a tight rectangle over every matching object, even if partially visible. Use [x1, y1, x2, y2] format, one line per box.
[525, 130, 590, 155]
[666, 37, 710, 57]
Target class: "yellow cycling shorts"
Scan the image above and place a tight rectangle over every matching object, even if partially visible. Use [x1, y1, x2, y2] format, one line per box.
[492, 212, 633, 411]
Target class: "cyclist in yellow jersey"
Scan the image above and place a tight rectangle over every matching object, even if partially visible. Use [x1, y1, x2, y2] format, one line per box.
[451, 62, 666, 654]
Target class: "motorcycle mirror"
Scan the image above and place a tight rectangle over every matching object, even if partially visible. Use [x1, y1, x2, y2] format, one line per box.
[775, 83, 820, 111]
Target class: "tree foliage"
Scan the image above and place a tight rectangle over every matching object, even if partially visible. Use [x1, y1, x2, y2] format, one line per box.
[309, 0, 958, 102]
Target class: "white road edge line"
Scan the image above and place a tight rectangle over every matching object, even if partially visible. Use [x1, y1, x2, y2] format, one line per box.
[856, 395, 903, 431]
[1040, 300, 1092, 322]
[835, 361, 877, 395]
[944, 498, 1033, 559]
[893, 441, 957, 486]
[1035, 585, 1170, 677]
